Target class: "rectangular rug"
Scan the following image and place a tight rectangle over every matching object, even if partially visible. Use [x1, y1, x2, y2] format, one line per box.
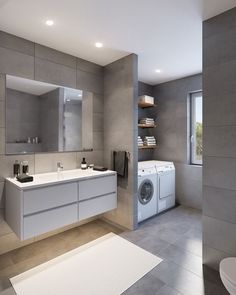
[10, 233, 162, 295]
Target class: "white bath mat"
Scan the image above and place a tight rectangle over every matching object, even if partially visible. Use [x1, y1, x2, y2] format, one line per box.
[10, 233, 162, 295]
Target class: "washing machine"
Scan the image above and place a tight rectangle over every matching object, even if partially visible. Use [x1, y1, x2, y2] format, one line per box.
[138, 162, 158, 222]
[155, 161, 175, 213]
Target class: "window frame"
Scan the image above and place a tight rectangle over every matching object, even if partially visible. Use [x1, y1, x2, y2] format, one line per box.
[190, 91, 203, 166]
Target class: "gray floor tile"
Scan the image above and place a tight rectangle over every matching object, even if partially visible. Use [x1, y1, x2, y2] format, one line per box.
[133, 236, 170, 255]
[123, 273, 165, 295]
[0, 206, 229, 295]
[173, 235, 202, 257]
[158, 244, 203, 277]
[151, 260, 205, 295]
[156, 285, 182, 295]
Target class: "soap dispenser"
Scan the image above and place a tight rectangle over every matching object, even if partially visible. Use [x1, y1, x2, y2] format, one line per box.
[81, 158, 87, 170]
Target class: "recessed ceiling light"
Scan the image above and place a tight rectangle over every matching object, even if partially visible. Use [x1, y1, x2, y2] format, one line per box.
[45, 20, 54, 26]
[77, 94, 82, 97]
[95, 42, 103, 48]
[155, 69, 161, 73]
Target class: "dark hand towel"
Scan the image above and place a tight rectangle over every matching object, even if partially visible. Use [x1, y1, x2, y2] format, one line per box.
[113, 151, 128, 177]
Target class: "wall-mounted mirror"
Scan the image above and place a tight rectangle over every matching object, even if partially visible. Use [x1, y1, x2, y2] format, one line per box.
[6, 75, 93, 154]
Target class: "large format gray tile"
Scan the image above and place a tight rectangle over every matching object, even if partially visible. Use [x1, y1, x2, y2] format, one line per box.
[204, 92, 236, 126]
[0, 74, 5, 100]
[173, 234, 202, 257]
[93, 113, 103, 132]
[0, 31, 34, 56]
[76, 70, 103, 94]
[0, 101, 5, 128]
[0, 128, 5, 155]
[158, 244, 203, 277]
[176, 175, 202, 210]
[203, 243, 229, 271]
[0, 183, 4, 208]
[123, 273, 165, 295]
[204, 59, 236, 98]
[203, 215, 236, 256]
[35, 44, 76, 68]
[76, 150, 104, 166]
[203, 26, 236, 68]
[34, 152, 77, 173]
[203, 185, 236, 224]
[93, 94, 103, 113]
[35, 57, 76, 88]
[0, 47, 34, 79]
[93, 131, 103, 151]
[203, 156, 236, 190]
[204, 126, 236, 158]
[156, 285, 182, 295]
[77, 58, 103, 75]
[151, 260, 205, 295]
[203, 7, 236, 39]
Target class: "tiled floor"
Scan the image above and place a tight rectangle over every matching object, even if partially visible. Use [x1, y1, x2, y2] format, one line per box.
[0, 206, 229, 295]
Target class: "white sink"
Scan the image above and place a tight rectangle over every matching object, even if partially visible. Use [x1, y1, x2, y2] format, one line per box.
[6, 168, 116, 190]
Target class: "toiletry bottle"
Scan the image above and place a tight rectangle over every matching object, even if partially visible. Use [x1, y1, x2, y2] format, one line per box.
[22, 161, 29, 175]
[13, 160, 20, 178]
[81, 158, 87, 170]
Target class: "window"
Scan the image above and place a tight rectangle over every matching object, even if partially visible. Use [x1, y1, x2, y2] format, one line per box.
[190, 91, 202, 165]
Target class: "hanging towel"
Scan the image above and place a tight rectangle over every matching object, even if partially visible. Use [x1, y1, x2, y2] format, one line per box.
[113, 151, 128, 177]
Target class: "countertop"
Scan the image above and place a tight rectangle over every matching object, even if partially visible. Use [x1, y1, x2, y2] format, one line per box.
[6, 169, 116, 190]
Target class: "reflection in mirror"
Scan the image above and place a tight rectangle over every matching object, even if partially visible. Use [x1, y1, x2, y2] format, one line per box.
[6, 75, 93, 154]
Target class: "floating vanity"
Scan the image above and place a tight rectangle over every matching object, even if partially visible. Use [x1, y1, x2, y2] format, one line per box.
[6, 169, 117, 240]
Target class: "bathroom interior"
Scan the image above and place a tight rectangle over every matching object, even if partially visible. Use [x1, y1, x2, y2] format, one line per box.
[0, 1, 236, 294]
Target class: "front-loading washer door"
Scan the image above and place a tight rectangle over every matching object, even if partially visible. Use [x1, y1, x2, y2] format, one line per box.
[138, 179, 154, 205]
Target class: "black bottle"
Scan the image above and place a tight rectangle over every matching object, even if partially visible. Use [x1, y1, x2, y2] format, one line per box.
[13, 160, 20, 178]
[22, 161, 29, 174]
[81, 158, 87, 170]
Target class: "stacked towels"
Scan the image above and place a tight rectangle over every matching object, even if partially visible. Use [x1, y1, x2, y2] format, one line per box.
[139, 118, 155, 126]
[143, 136, 156, 146]
[138, 136, 144, 147]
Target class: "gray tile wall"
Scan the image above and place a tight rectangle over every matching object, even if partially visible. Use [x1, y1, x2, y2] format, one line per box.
[103, 54, 138, 230]
[203, 7, 236, 270]
[153, 74, 202, 210]
[0, 30, 104, 254]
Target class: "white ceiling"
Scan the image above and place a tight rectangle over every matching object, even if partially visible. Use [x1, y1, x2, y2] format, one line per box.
[0, 0, 235, 85]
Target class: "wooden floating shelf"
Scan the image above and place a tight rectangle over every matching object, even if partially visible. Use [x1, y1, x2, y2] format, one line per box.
[138, 124, 156, 128]
[138, 145, 157, 150]
[138, 102, 157, 108]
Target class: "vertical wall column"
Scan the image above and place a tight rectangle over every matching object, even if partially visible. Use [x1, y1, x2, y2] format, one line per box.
[103, 54, 138, 230]
[153, 75, 202, 210]
[203, 8, 236, 270]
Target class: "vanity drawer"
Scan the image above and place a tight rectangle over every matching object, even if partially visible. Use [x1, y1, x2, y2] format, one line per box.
[78, 193, 117, 221]
[23, 182, 77, 215]
[78, 175, 116, 201]
[23, 203, 78, 239]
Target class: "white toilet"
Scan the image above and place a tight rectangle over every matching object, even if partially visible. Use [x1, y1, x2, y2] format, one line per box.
[220, 257, 236, 295]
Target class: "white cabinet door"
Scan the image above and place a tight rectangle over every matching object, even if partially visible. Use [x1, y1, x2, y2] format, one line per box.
[159, 171, 175, 199]
[23, 203, 78, 239]
[78, 175, 116, 201]
[24, 182, 77, 215]
[79, 193, 117, 221]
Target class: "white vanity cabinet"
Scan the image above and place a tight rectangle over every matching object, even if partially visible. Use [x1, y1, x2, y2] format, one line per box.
[78, 175, 117, 221]
[6, 170, 117, 240]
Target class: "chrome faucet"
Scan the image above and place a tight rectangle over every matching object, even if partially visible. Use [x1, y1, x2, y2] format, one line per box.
[57, 162, 63, 172]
